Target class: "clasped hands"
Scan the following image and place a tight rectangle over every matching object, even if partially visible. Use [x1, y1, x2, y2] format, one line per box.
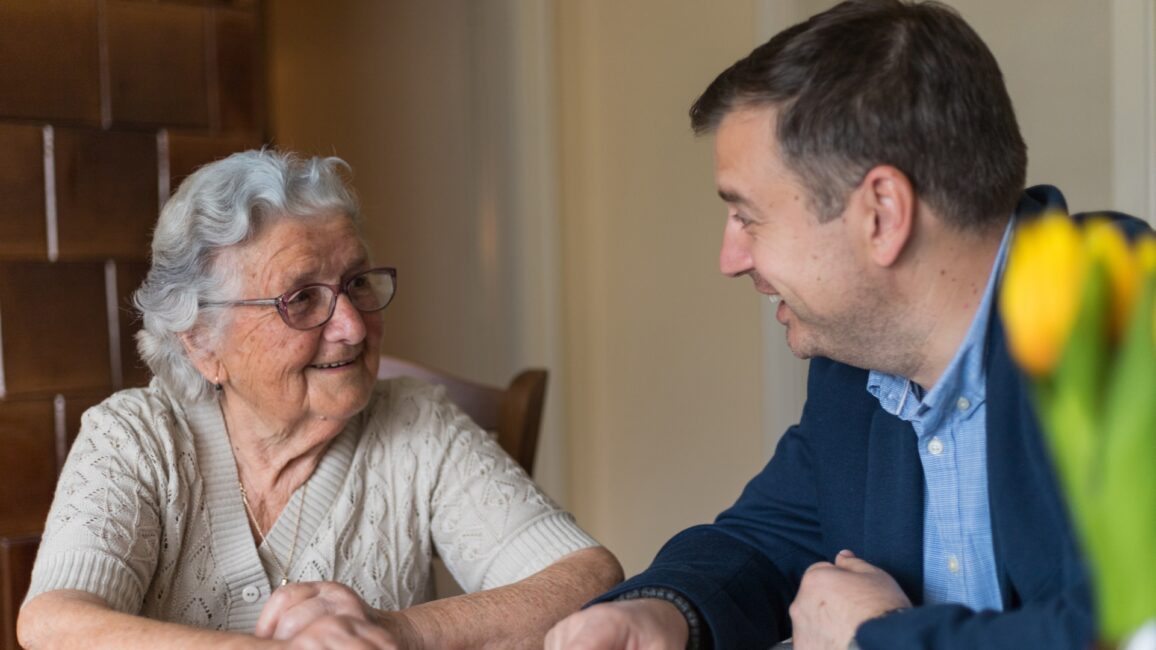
[254, 581, 417, 649]
[545, 549, 911, 650]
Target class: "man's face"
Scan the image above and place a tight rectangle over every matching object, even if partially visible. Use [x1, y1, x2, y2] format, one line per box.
[715, 105, 879, 362]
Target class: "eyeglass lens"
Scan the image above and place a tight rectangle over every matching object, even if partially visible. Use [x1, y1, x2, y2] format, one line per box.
[281, 269, 396, 329]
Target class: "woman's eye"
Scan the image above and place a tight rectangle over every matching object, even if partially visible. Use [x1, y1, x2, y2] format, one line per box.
[286, 289, 315, 305]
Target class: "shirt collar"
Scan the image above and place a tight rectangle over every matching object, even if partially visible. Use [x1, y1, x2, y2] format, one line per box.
[867, 218, 1015, 431]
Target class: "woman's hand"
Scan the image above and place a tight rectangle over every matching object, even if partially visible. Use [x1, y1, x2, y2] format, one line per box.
[278, 615, 401, 650]
[256, 581, 419, 648]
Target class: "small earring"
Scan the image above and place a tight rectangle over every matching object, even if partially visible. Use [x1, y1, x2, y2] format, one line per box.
[213, 377, 223, 391]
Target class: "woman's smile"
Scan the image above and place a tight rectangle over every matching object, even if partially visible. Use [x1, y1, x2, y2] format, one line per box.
[308, 351, 362, 370]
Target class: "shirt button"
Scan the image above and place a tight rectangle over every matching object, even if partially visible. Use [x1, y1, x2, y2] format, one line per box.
[956, 396, 971, 411]
[948, 555, 961, 574]
[242, 585, 261, 603]
[928, 437, 944, 455]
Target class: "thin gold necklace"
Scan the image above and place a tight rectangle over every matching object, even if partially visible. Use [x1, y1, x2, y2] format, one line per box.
[238, 480, 308, 587]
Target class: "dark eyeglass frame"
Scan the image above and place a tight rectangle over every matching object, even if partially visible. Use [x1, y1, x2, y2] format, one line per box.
[199, 267, 397, 330]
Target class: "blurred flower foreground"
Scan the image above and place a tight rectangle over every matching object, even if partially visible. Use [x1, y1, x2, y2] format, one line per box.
[1001, 212, 1156, 645]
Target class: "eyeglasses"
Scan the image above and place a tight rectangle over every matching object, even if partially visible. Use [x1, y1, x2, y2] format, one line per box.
[200, 267, 397, 330]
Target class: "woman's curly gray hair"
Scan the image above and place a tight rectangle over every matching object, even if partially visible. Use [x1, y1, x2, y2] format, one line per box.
[134, 149, 361, 402]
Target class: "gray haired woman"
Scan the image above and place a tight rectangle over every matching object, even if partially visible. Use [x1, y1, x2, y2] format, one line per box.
[18, 150, 622, 649]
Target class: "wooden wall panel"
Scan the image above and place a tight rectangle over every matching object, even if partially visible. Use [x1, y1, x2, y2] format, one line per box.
[0, 400, 56, 526]
[216, 9, 263, 134]
[106, 1, 210, 128]
[115, 261, 151, 388]
[0, 3, 265, 643]
[0, 125, 46, 260]
[54, 128, 157, 260]
[0, 535, 39, 650]
[0, 0, 101, 125]
[167, 131, 263, 191]
[0, 262, 111, 397]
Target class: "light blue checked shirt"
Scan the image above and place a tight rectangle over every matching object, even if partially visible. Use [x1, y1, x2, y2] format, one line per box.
[866, 220, 1013, 612]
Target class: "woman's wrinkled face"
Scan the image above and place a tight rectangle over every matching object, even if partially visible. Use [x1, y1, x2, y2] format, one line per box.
[208, 211, 383, 430]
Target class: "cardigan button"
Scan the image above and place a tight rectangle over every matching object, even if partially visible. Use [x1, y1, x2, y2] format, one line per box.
[242, 585, 261, 603]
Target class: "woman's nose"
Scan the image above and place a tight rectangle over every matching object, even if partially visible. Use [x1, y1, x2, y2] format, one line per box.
[323, 293, 367, 343]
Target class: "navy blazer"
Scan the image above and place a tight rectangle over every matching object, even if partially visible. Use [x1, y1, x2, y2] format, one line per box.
[596, 187, 1150, 649]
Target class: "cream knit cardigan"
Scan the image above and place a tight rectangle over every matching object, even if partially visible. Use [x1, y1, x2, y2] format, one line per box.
[26, 377, 598, 632]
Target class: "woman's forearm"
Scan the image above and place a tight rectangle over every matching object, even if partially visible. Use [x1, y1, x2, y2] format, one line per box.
[393, 546, 623, 650]
[21, 547, 623, 650]
[18, 590, 269, 650]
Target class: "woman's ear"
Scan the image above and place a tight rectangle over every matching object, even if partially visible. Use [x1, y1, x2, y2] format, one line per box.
[180, 329, 224, 386]
[855, 165, 916, 268]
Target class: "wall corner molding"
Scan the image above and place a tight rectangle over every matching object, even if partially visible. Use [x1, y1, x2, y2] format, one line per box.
[1111, 0, 1156, 222]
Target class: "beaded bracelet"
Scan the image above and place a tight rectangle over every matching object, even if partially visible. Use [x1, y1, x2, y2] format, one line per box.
[615, 586, 704, 650]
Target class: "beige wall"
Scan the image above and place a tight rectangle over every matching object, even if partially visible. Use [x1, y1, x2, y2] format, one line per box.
[267, 1, 525, 383]
[266, 0, 574, 501]
[266, 0, 1151, 579]
[555, 1, 767, 573]
[952, 0, 1114, 213]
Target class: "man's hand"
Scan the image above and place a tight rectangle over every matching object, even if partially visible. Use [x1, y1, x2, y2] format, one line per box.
[256, 581, 418, 649]
[544, 598, 689, 649]
[790, 550, 912, 650]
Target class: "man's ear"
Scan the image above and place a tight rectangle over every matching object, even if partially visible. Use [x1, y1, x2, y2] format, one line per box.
[853, 165, 916, 268]
[179, 329, 224, 385]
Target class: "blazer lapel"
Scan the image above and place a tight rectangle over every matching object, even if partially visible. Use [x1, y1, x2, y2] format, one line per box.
[986, 280, 1085, 607]
[863, 410, 926, 604]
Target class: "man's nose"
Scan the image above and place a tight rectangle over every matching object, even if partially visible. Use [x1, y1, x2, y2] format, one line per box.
[719, 224, 753, 277]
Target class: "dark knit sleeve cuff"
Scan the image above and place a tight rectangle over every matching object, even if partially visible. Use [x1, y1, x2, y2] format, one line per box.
[614, 586, 705, 650]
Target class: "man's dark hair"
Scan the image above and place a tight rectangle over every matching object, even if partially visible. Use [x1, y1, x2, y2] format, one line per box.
[690, 0, 1027, 230]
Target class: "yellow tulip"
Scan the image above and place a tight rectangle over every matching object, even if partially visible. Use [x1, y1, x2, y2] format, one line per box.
[1141, 237, 1156, 346]
[1011, 219, 1156, 642]
[1001, 213, 1087, 376]
[1137, 235, 1156, 274]
[1084, 218, 1140, 340]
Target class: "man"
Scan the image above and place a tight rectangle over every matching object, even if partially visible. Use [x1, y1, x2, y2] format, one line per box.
[546, 1, 1148, 648]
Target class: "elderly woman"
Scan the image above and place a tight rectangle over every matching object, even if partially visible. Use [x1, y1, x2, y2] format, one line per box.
[17, 150, 622, 649]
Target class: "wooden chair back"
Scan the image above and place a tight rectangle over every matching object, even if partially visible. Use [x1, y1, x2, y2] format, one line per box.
[376, 356, 548, 475]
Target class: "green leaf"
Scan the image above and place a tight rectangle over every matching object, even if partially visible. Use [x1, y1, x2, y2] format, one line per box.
[1043, 261, 1112, 529]
[1090, 274, 1156, 641]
